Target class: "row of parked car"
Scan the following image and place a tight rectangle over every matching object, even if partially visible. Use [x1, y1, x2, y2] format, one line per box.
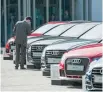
[4, 21, 102, 91]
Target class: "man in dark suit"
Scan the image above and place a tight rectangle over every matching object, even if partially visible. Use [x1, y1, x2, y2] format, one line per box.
[13, 17, 31, 69]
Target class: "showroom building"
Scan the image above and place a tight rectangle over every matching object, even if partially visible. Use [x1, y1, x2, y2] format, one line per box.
[1, 0, 102, 46]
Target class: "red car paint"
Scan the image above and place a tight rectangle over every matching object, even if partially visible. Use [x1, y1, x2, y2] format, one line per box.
[5, 22, 66, 54]
[59, 43, 102, 78]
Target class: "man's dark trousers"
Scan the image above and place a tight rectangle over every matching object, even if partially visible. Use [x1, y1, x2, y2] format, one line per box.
[15, 43, 26, 68]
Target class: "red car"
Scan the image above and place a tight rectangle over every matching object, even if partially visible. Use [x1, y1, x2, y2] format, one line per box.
[59, 43, 102, 83]
[5, 21, 66, 58]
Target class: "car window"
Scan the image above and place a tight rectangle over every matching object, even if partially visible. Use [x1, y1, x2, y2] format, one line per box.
[80, 24, 102, 40]
[61, 23, 99, 37]
[33, 24, 59, 34]
[44, 24, 76, 36]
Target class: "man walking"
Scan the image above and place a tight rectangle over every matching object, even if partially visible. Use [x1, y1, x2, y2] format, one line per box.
[13, 17, 31, 69]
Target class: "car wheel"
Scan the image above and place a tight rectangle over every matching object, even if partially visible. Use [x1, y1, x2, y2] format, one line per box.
[27, 65, 35, 69]
[35, 64, 41, 69]
[42, 71, 50, 76]
[51, 80, 69, 85]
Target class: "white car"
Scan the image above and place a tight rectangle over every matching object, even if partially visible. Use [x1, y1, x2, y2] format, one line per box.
[85, 57, 103, 91]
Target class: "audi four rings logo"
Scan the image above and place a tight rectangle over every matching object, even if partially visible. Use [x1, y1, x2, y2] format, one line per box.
[70, 59, 81, 64]
[35, 46, 43, 50]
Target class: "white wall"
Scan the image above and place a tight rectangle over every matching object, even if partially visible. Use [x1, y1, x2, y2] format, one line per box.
[91, 0, 102, 21]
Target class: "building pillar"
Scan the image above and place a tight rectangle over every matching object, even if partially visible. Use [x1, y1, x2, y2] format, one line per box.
[23, 0, 27, 18]
[0, 0, 1, 46]
[72, 0, 75, 20]
[27, 0, 31, 16]
[46, 0, 49, 22]
[18, 0, 21, 20]
[33, 0, 36, 29]
[4, 0, 7, 44]
[59, 0, 62, 21]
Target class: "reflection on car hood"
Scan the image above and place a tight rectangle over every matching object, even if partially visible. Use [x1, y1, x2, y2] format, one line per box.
[88, 58, 103, 71]
[8, 37, 15, 43]
[64, 43, 102, 59]
[30, 38, 70, 45]
[44, 39, 97, 50]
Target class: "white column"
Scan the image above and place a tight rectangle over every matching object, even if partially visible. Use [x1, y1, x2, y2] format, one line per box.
[0, 0, 2, 46]
[23, 0, 27, 18]
[72, 0, 75, 20]
[33, 0, 36, 29]
[46, 0, 49, 22]
[28, 0, 31, 16]
[4, 0, 7, 44]
[0, 0, 1, 41]
[27, 0, 31, 16]
[59, 0, 62, 21]
[18, 0, 21, 20]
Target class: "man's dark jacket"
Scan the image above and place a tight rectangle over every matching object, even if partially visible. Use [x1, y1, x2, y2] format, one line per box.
[13, 21, 31, 46]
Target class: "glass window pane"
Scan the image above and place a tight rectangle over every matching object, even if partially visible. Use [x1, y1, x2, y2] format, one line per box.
[80, 24, 102, 40]
[33, 24, 59, 34]
[45, 24, 76, 36]
[49, 0, 59, 21]
[61, 23, 99, 37]
[62, 0, 72, 21]
[7, 0, 18, 39]
[35, 0, 46, 28]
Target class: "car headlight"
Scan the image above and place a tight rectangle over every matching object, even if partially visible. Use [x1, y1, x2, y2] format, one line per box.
[41, 56, 46, 64]
[92, 57, 101, 61]
[28, 46, 31, 53]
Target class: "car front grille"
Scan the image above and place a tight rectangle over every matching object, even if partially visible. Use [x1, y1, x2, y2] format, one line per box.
[91, 67, 102, 89]
[45, 50, 66, 64]
[92, 67, 103, 75]
[31, 45, 46, 62]
[65, 57, 90, 75]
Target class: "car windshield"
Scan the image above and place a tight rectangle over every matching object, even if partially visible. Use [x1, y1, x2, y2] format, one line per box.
[80, 24, 102, 40]
[44, 24, 76, 36]
[61, 23, 99, 37]
[33, 24, 60, 34]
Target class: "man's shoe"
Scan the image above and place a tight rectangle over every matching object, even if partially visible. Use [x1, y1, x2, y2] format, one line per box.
[15, 66, 18, 69]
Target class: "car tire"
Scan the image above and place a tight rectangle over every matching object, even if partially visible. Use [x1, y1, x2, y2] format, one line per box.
[42, 71, 50, 76]
[27, 65, 35, 69]
[35, 64, 41, 69]
[3, 55, 13, 60]
[51, 80, 69, 85]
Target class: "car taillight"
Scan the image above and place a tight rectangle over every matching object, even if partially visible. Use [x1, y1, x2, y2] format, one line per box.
[59, 62, 64, 70]
[5, 43, 10, 49]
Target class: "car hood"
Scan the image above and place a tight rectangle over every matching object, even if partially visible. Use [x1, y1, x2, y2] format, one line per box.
[27, 35, 60, 45]
[87, 57, 103, 72]
[8, 37, 15, 43]
[43, 39, 97, 51]
[64, 43, 102, 59]
[30, 37, 73, 46]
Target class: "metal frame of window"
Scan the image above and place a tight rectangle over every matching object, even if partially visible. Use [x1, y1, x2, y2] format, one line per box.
[59, 0, 62, 21]
[46, 0, 49, 22]
[33, 0, 36, 30]
[23, 0, 27, 18]
[72, 0, 75, 20]
[18, 0, 21, 20]
[4, 0, 7, 44]
[88, 0, 92, 21]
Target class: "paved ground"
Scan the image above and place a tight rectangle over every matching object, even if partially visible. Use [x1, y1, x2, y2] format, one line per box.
[1, 54, 84, 91]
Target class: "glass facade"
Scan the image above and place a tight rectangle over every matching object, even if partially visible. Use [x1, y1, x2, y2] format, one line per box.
[0, 0, 81, 47]
[2, 0, 101, 47]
